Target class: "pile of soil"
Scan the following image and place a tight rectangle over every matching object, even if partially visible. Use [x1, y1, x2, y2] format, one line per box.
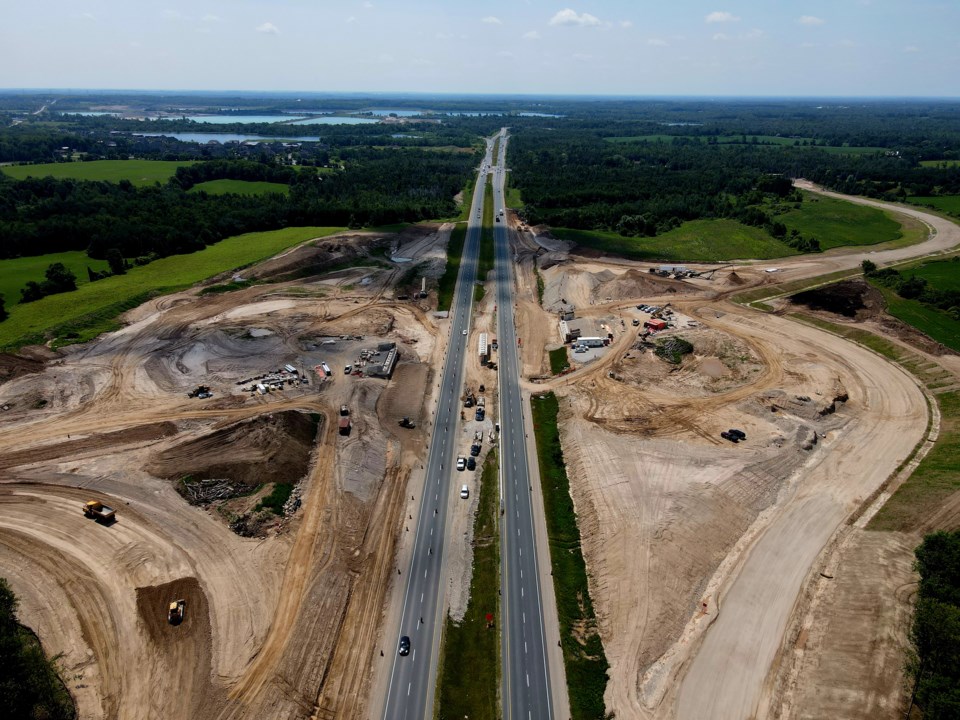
[0, 352, 45, 386]
[146, 411, 320, 487]
[790, 280, 882, 319]
[252, 232, 389, 283]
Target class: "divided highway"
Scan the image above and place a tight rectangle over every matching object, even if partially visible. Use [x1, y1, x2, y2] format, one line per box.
[492, 131, 554, 719]
[382, 130, 554, 720]
[381, 138, 494, 720]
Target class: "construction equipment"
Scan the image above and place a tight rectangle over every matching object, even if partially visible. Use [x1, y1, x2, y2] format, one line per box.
[168, 599, 186, 625]
[398, 417, 415, 429]
[83, 500, 115, 523]
[187, 385, 211, 399]
[340, 405, 350, 416]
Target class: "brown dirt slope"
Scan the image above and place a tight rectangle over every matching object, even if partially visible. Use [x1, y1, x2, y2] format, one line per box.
[146, 411, 319, 487]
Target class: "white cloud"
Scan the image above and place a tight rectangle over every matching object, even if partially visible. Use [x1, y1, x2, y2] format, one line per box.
[346, 16, 356, 23]
[705, 11, 739, 23]
[799, 41, 815, 48]
[201, 14, 220, 23]
[712, 32, 730, 41]
[620, 20, 633, 28]
[904, 45, 920, 53]
[743, 28, 765, 39]
[573, 52, 593, 60]
[522, 30, 541, 40]
[647, 38, 668, 46]
[798, 15, 825, 26]
[497, 50, 515, 58]
[436, 32, 454, 40]
[549, 9, 602, 27]
[81, 11, 96, 21]
[256, 22, 280, 35]
[482, 16, 502, 25]
[363, 1, 373, 8]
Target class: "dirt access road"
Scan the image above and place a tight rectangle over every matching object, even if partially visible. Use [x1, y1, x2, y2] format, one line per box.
[506, 187, 952, 720]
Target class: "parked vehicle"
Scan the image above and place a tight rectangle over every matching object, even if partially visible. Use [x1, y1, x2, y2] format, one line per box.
[720, 431, 739, 443]
[466, 457, 476, 471]
[457, 456, 466, 471]
[168, 599, 186, 625]
[729, 429, 747, 440]
[460, 485, 470, 499]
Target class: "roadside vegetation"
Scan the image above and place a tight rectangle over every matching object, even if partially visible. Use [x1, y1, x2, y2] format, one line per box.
[863, 258, 960, 352]
[906, 531, 960, 719]
[774, 192, 903, 250]
[0, 578, 76, 720]
[0, 226, 342, 349]
[436, 453, 500, 720]
[478, 177, 495, 279]
[437, 223, 467, 312]
[530, 392, 609, 720]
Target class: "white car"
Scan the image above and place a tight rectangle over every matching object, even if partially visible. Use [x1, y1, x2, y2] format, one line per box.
[460, 485, 470, 499]
[456, 457, 466, 471]
[462, 329, 468, 335]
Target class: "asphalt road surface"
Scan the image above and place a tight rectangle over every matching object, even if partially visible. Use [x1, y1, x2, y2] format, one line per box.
[492, 131, 554, 720]
[381, 137, 494, 720]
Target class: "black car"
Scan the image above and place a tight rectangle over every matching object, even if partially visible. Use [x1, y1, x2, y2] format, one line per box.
[729, 428, 747, 440]
[720, 431, 739, 443]
[467, 456, 476, 471]
[398, 636, 411, 656]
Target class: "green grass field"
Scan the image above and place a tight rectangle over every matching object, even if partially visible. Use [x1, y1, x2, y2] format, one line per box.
[435, 453, 500, 720]
[908, 196, 960, 217]
[531, 392, 609, 720]
[553, 219, 796, 262]
[905, 258, 960, 293]
[188, 179, 289, 196]
[1, 159, 196, 186]
[478, 177, 495, 281]
[505, 185, 523, 209]
[0, 251, 110, 308]
[777, 193, 903, 250]
[919, 160, 960, 168]
[0, 226, 343, 349]
[875, 286, 960, 353]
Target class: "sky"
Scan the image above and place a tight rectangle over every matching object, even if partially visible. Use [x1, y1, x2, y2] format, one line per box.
[2, 1, 958, 97]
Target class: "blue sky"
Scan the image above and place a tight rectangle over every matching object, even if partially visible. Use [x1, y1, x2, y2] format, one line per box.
[2, 1, 957, 96]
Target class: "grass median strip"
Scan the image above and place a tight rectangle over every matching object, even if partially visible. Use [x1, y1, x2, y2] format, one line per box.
[531, 392, 609, 720]
[437, 223, 467, 312]
[435, 452, 500, 720]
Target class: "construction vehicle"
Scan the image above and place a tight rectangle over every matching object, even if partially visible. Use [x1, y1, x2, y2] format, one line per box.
[398, 417, 415, 429]
[187, 385, 211, 399]
[340, 405, 350, 416]
[168, 599, 186, 625]
[652, 303, 672, 320]
[83, 500, 115, 523]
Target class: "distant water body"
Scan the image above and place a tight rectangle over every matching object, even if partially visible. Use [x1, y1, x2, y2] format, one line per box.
[137, 132, 321, 143]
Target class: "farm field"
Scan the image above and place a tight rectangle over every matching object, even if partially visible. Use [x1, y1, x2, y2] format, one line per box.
[188, 179, 290, 196]
[908, 195, 960, 217]
[553, 219, 796, 262]
[777, 193, 903, 250]
[0, 226, 342, 349]
[0, 252, 110, 309]
[0, 159, 196, 186]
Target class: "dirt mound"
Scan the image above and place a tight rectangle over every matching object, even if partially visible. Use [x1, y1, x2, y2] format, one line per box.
[252, 232, 389, 282]
[0, 353, 45, 385]
[136, 577, 223, 718]
[790, 280, 882, 319]
[725, 270, 745, 286]
[147, 411, 320, 487]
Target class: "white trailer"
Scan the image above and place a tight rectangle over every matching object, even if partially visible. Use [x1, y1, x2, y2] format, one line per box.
[478, 332, 490, 364]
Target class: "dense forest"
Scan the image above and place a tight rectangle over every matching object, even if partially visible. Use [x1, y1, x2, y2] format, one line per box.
[0, 578, 76, 720]
[0, 150, 476, 261]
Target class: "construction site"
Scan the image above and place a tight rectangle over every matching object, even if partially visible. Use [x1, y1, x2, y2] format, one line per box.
[0, 183, 958, 720]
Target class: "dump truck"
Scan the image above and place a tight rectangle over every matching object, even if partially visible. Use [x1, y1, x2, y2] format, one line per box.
[168, 599, 186, 625]
[83, 500, 115, 523]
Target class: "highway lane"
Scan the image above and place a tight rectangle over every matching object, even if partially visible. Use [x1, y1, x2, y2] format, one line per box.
[492, 131, 554, 720]
[381, 137, 495, 720]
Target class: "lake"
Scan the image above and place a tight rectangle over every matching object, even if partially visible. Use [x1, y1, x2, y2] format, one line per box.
[137, 132, 321, 143]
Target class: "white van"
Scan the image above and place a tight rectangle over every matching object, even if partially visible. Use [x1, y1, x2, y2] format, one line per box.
[460, 485, 470, 499]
